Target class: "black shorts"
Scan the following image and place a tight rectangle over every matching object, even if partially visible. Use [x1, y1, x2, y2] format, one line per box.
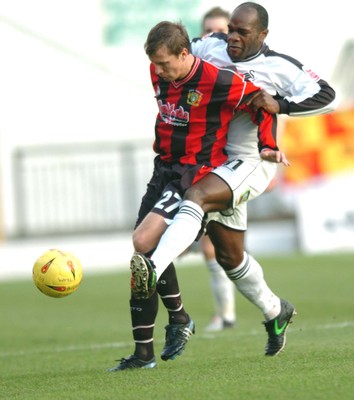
[135, 156, 208, 228]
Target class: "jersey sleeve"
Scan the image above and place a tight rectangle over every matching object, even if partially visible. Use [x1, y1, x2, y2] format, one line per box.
[267, 54, 337, 116]
[276, 78, 337, 116]
[255, 110, 278, 152]
[239, 82, 279, 152]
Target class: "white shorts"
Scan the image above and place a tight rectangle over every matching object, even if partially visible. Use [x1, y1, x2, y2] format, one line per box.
[207, 158, 277, 231]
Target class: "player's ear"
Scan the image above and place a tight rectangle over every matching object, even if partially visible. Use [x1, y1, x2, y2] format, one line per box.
[260, 28, 268, 41]
[180, 47, 189, 60]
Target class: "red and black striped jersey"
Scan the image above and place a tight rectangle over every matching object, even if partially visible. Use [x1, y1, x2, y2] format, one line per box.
[150, 57, 277, 166]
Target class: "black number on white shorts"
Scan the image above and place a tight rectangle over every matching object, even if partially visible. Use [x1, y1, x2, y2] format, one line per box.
[226, 159, 243, 171]
[154, 190, 182, 213]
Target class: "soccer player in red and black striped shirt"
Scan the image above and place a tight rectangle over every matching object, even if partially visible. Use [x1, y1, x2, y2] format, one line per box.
[109, 21, 289, 371]
[149, 25, 282, 172]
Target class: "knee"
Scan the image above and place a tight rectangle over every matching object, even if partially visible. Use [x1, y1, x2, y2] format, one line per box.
[214, 248, 244, 270]
[184, 186, 208, 210]
[132, 229, 155, 254]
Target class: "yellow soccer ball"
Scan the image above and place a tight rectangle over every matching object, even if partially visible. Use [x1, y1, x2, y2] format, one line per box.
[32, 249, 83, 298]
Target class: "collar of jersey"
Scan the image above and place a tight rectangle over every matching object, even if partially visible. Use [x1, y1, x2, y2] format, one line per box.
[171, 57, 200, 89]
[228, 43, 268, 63]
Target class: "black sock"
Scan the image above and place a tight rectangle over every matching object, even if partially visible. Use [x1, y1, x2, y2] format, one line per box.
[130, 291, 158, 360]
[157, 263, 190, 325]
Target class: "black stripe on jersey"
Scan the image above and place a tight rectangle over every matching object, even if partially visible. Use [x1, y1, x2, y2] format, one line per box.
[256, 111, 278, 152]
[153, 78, 169, 158]
[154, 120, 162, 157]
[169, 62, 204, 161]
[197, 65, 233, 164]
[265, 48, 304, 69]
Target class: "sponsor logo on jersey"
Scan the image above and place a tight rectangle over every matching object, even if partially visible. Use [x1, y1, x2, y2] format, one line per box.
[187, 89, 203, 106]
[303, 67, 320, 82]
[244, 70, 255, 81]
[157, 100, 189, 126]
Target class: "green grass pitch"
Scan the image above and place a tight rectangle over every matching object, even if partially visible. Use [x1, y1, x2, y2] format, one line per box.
[1, 252, 353, 400]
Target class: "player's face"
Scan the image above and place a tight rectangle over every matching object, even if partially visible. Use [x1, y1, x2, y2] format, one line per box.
[150, 45, 188, 82]
[227, 7, 268, 61]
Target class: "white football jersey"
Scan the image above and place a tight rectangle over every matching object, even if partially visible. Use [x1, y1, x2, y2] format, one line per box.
[191, 34, 336, 161]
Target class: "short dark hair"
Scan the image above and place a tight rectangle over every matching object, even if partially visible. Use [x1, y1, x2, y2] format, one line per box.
[202, 6, 230, 25]
[144, 21, 191, 57]
[235, 2, 269, 30]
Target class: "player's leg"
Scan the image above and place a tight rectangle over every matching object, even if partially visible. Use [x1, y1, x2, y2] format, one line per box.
[207, 221, 280, 315]
[125, 261, 194, 366]
[158, 263, 195, 360]
[109, 269, 160, 370]
[132, 211, 170, 254]
[128, 259, 194, 365]
[110, 170, 191, 370]
[133, 179, 197, 359]
[131, 178, 186, 298]
[110, 178, 163, 370]
[149, 158, 271, 279]
[207, 221, 296, 355]
[201, 234, 236, 331]
[126, 165, 227, 365]
[150, 172, 233, 279]
[206, 160, 296, 355]
[127, 213, 165, 364]
[135, 159, 270, 286]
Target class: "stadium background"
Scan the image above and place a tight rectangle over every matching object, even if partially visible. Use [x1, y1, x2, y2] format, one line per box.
[0, 0, 353, 280]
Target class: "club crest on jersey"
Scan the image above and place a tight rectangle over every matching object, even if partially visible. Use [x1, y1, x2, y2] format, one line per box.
[187, 89, 203, 106]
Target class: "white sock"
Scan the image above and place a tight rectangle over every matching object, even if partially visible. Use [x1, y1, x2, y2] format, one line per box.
[152, 200, 204, 280]
[225, 252, 281, 321]
[206, 258, 236, 323]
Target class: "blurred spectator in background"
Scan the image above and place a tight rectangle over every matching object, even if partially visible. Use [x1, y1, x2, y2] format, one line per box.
[201, 6, 230, 36]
